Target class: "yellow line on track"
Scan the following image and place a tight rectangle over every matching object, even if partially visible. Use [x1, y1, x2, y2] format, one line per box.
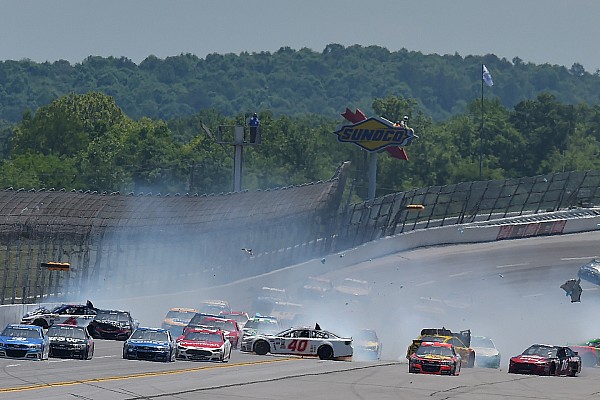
[0, 357, 298, 393]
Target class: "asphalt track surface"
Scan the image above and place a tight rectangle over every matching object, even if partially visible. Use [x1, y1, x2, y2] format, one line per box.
[1, 231, 600, 399]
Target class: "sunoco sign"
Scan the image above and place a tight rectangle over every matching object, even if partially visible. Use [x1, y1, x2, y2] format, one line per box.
[333, 116, 417, 152]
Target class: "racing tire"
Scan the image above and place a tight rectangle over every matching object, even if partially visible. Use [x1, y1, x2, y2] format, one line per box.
[254, 340, 270, 356]
[33, 319, 49, 329]
[317, 345, 334, 360]
[81, 348, 88, 360]
[568, 364, 578, 377]
[467, 353, 475, 368]
[223, 349, 231, 363]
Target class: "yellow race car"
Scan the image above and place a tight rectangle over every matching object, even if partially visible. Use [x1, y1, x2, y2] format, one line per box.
[406, 328, 475, 367]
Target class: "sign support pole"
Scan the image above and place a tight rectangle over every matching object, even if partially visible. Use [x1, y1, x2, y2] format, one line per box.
[368, 152, 377, 200]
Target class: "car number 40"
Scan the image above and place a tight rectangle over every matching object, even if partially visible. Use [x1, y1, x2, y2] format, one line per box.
[287, 339, 308, 352]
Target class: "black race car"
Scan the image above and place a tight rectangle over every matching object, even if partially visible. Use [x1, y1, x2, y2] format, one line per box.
[48, 324, 94, 360]
[87, 309, 138, 340]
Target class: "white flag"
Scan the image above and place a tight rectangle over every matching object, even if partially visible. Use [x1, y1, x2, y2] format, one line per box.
[482, 64, 494, 87]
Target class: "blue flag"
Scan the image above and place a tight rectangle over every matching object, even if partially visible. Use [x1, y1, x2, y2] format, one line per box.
[482, 64, 493, 87]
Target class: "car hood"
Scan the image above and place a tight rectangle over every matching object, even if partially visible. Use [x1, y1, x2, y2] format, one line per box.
[49, 336, 87, 344]
[22, 307, 52, 318]
[413, 354, 454, 362]
[511, 355, 548, 363]
[356, 340, 379, 348]
[179, 340, 222, 348]
[126, 340, 169, 347]
[92, 319, 129, 328]
[163, 318, 190, 326]
[0, 336, 43, 345]
[472, 347, 499, 357]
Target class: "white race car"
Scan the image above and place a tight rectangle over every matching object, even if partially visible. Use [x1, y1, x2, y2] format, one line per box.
[241, 325, 353, 360]
[20, 301, 97, 329]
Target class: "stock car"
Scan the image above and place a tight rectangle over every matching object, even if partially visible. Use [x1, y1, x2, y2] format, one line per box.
[353, 329, 382, 360]
[219, 311, 250, 328]
[408, 341, 461, 375]
[198, 299, 231, 315]
[299, 276, 334, 299]
[20, 300, 97, 329]
[0, 324, 49, 360]
[252, 286, 288, 315]
[161, 307, 199, 337]
[241, 325, 353, 360]
[123, 327, 176, 362]
[242, 315, 282, 341]
[471, 335, 501, 368]
[577, 258, 600, 286]
[569, 338, 600, 367]
[332, 278, 370, 300]
[196, 316, 242, 348]
[183, 312, 221, 334]
[508, 344, 581, 376]
[87, 309, 139, 340]
[406, 328, 475, 368]
[48, 324, 94, 359]
[176, 327, 232, 362]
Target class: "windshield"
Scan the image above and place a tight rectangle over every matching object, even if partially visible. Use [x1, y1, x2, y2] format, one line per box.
[166, 310, 195, 320]
[184, 331, 222, 342]
[471, 337, 495, 348]
[2, 326, 40, 339]
[416, 345, 453, 357]
[244, 320, 279, 333]
[48, 326, 86, 339]
[202, 319, 235, 331]
[523, 345, 557, 358]
[95, 311, 129, 322]
[356, 330, 378, 341]
[420, 336, 445, 343]
[130, 330, 168, 342]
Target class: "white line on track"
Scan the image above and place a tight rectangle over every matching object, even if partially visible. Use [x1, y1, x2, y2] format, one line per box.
[561, 257, 598, 261]
[93, 355, 117, 359]
[415, 280, 436, 287]
[448, 271, 469, 278]
[5, 364, 21, 367]
[522, 293, 545, 298]
[496, 263, 529, 268]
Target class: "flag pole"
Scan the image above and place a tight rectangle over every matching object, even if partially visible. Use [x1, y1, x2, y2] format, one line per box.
[479, 64, 484, 179]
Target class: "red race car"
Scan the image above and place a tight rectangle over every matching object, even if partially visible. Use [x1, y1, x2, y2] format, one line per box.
[408, 341, 461, 376]
[197, 317, 242, 349]
[508, 344, 581, 376]
[176, 328, 232, 362]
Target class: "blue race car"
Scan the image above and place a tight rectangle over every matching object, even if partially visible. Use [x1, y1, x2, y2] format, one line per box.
[578, 259, 600, 286]
[0, 324, 49, 360]
[123, 327, 175, 362]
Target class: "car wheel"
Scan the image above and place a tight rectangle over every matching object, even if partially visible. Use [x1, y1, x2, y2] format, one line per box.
[254, 340, 270, 356]
[81, 348, 88, 360]
[569, 364, 578, 377]
[317, 345, 334, 360]
[33, 319, 48, 329]
[467, 353, 475, 368]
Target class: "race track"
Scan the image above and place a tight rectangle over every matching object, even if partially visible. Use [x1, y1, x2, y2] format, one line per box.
[1, 231, 600, 399]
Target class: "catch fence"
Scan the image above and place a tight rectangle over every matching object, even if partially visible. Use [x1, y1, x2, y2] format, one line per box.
[0, 167, 599, 305]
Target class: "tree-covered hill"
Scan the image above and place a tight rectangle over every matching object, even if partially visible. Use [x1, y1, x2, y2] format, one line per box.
[1, 43, 599, 125]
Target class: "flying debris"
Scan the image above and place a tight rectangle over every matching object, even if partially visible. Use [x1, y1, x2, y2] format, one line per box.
[320, 258, 326, 264]
[560, 278, 582, 303]
[498, 274, 504, 278]
[241, 248, 253, 256]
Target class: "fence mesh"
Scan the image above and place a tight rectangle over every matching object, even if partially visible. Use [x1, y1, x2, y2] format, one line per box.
[1, 167, 599, 305]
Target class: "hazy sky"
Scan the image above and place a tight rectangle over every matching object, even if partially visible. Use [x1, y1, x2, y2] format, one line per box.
[2, 0, 600, 73]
